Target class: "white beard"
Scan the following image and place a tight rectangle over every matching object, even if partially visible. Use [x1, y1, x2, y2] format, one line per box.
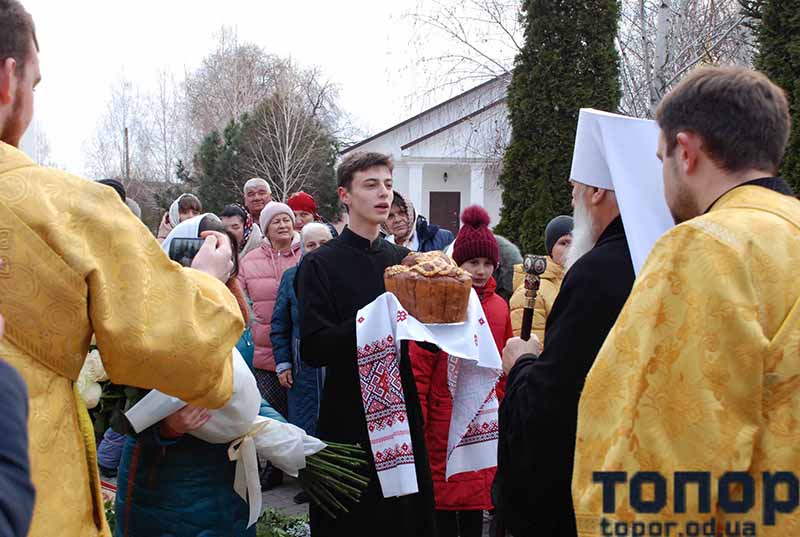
[565, 195, 597, 271]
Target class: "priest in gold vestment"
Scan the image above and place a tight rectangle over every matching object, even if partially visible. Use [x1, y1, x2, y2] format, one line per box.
[572, 68, 800, 536]
[0, 5, 243, 535]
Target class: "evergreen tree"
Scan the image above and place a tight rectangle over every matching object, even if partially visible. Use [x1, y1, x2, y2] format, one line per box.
[494, 1, 621, 254]
[195, 117, 249, 214]
[309, 140, 341, 222]
[153, 160, 194, 213]
[755, 0, 800, 192]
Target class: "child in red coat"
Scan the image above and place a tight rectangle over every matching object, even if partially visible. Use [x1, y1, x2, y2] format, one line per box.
[410, 206, 513, 537]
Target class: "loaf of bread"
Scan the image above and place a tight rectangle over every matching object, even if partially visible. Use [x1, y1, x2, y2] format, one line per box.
[384, 251, 472, 323]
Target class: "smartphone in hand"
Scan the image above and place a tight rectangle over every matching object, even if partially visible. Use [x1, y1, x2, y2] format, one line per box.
[168, 238, 205, 267]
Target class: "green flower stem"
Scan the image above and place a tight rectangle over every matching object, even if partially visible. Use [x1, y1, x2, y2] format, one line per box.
[309, 481, 349, 514]
[321, 442, 365, 454]
[305, 459, 369, 486]
[312, 450, 366, 467]
[308, 471, 363, 496]
[290, 441, 371, 519]
[304, 478, 347, 510]
[303, 485, 337, 519]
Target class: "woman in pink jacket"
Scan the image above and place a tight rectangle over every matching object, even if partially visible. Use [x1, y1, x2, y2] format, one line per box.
[238, 201, 301, 419]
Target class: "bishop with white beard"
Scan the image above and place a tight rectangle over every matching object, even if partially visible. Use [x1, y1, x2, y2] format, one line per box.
[493, 108, 672, 537]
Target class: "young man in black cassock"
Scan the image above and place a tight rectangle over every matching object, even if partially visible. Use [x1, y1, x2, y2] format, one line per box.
[492, 180, 635, 537]
[296, 152, 437, 537]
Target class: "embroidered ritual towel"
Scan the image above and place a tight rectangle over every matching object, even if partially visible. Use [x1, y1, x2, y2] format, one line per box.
[356, 290, 502, 497]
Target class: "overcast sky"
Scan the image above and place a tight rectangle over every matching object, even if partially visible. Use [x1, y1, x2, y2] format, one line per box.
[20, 0, 450, 174]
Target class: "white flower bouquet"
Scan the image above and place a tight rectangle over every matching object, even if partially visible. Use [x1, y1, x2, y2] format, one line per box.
[77, 345, 145, 440]
[124, 348, 369, 526]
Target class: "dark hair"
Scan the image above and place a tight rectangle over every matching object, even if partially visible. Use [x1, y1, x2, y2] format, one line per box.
[336, 151, 393, 190]
[199, 214, 240, 278]
[221, 204, 247, 225]
[656, 67, 791, 174]
[97, 179, 126, 202]
[391, 191, 407, 212]
[0, 0, 38, 71]
[178, 193, 202, 214]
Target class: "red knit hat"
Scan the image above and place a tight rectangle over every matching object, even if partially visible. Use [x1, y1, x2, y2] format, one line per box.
[452, 205, 499, 267]
[287, 191, 317, 215]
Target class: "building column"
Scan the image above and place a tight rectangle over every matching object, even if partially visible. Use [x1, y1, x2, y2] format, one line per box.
[408, 162, 424, 213]
[470, 163, 485, 207]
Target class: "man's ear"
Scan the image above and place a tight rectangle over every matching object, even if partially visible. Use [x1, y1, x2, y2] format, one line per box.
[590, 187, 608, 206]
[0, 58, 17, 105]
[337, 186, 349, 206]
[675, 131, 701, 175]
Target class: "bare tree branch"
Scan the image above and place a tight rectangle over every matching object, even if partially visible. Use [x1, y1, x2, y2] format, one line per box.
[243, 70, 333, 202]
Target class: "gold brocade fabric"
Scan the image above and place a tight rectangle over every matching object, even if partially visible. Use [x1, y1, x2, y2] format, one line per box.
[572, 186, 800, 536]
[510, 257, 564, 341]
[0, 142, 243, 536]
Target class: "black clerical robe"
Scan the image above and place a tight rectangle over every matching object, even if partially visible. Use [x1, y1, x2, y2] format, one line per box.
[493, 216, 635, 537]
[0, 360, 34, 537]
[297, 227, 437, 537]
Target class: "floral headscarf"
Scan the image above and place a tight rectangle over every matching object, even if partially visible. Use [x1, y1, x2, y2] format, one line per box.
[233, 203, 254, 253]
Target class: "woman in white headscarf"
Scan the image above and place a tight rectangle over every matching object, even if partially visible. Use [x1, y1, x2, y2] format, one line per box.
[157, 193, 203, 243]
[115, 213, 258, 537]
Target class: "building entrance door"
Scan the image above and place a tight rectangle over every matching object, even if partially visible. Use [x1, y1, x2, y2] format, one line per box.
[429, 191, 461, 235]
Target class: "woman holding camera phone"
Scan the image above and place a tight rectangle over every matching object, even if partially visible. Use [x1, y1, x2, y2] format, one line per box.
[114, 214, 264, 537]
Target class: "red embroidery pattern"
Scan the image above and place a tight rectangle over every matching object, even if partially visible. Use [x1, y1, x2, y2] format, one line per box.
[358, 316, 365, 324]
[374, 442, 415, 472]
[473, 334, 479, 347]
[357, 337, 406, 433]
[396, 310, 408, 322]
[478, 318, 486, 326]
[456, 418, 499, 448]
[357, 335, 416, 475]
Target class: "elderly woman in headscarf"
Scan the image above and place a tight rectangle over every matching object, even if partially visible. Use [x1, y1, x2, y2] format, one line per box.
[238, 202, 302, 490]
[385, 191, 453, 252]
[115, 213, 257, 537]
[157, 193, 203, 243]
[221, 203, 264, 260]
[238, 202, 301, 417]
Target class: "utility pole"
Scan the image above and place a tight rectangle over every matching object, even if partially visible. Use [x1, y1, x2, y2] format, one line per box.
[123, 127, 130, 181]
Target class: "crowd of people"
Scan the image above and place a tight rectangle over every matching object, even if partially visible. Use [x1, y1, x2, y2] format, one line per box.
[1, 1, 799, 537]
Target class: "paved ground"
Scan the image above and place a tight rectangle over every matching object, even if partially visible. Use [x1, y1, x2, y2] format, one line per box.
[262, 479, 493, 536]
[261, 476, 309, 518]
[106, 473, 493, 535]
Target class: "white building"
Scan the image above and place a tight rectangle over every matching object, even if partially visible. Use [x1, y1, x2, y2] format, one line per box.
[341, 75, 510, 234]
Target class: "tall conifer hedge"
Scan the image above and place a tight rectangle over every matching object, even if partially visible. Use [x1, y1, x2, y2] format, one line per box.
[755, 0, 800, 192]
[495, 1, 621, 254]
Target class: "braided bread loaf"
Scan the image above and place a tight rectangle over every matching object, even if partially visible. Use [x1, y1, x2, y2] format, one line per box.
[384, 251, 472, 323]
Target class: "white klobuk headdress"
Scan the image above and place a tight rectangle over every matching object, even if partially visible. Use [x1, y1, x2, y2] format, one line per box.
[570, 108, 674, 274]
